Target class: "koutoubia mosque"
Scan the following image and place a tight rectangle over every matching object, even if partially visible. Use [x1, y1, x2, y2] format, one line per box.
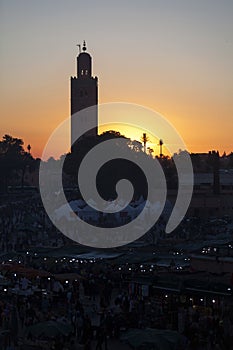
[70, 41, 98, 147]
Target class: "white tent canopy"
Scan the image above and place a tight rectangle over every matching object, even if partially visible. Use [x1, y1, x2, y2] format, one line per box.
[54, 198, 170, 223]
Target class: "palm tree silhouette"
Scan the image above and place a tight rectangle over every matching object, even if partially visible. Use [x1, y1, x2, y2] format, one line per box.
[141, 133, 149, 153]
[158, 139, 163, 158]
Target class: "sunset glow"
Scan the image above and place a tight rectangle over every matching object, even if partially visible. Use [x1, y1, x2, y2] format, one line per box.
[1, 0, 233, 158]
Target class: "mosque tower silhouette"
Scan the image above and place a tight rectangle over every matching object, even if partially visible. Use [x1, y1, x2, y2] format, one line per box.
[70, 41, 98, 149]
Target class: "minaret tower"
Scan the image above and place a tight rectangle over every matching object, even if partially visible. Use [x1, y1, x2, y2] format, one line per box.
[71, 41, 98, 148]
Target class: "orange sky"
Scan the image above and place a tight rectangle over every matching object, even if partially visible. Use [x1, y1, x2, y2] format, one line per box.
[1, 0, 233, 158]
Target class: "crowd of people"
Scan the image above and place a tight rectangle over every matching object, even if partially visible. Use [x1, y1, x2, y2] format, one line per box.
[0, 256, 233, 350]
[0, 194, 233, 349]
[0, 195, 66, 253]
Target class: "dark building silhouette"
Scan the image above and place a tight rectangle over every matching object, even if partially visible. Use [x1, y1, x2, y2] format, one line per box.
[70, 41, 98, 148]
[210, 150, 220, 195]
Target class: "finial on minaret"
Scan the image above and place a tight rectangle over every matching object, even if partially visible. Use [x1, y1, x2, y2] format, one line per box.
[82, 40, 87, 51]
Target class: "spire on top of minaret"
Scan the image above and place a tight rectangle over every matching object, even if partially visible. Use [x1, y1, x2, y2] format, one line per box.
[82, 40, 87, 52]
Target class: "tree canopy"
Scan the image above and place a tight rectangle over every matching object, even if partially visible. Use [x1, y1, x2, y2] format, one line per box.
[0, 134, 35, 192]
